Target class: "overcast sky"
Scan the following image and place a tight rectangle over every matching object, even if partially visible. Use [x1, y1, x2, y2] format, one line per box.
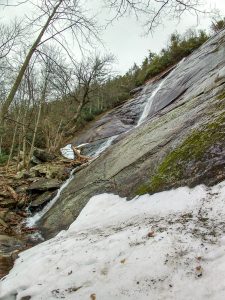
[97, 0, 225, 73]
[1, 0, 225, 74]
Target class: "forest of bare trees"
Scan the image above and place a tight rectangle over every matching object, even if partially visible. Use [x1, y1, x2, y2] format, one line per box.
[0, 0, 222, 170]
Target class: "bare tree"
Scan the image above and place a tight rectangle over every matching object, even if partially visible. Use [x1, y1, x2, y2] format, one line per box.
[0, 19, 22, 59]
[0, 0, 98, 125]
[0, 0, 215, 160]
[0, 0, 213, 124]
[0, 0, 29, 7]
[62, 54, 114, 136]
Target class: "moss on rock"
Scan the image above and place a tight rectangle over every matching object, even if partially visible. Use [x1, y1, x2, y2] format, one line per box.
[136, 113, 225, 195]
[217, 90, 225, 100]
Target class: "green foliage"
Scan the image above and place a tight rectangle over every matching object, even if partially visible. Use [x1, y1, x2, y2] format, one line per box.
[211, 18, 225, 33]
[78, 107, 103, 124]
[138, 30, 209, 82]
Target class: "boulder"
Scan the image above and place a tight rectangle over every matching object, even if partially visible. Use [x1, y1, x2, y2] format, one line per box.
[31, 155, 42, 165]
[29, 163, 68, 180]
[0, 235, 24, 279]
[15, 184, 28, 194]
[28, 178, 61, 192]
[30, 191, 56, 211]
[15, 169, 30, 179]
[0, 235, 24, 254]
[33, 149, 56, 162]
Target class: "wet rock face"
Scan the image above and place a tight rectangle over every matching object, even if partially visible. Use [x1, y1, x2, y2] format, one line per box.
[39, 29, 225, 238]
[149, 33, 225, 117]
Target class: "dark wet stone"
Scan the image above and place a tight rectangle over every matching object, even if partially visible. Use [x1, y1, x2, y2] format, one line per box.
[28, 179, 61, 192]
[0, 199, 17, 209]
[33, 149, 56, 163]
[30, 191, 56, 211]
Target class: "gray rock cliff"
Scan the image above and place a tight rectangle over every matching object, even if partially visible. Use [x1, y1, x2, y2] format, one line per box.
[39, 29, 225, 238]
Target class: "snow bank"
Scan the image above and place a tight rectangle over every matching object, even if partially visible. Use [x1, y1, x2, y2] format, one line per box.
[1, 182, 225, 299]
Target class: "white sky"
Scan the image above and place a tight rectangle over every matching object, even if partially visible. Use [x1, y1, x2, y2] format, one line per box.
[1, 0, 225, 74]
[98, 0, 225, 73]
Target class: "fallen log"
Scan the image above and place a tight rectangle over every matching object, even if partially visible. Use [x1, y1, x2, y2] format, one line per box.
[71, 146, 91, 164]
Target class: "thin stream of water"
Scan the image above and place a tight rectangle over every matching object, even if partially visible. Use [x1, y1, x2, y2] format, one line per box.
[137, 78, 167, 126]
[137, 58, 185, 126]
[93, 135, 118, 157]
[26, 168, 76, 227]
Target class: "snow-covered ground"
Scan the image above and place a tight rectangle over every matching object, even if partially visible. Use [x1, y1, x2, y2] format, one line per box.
[1, 182, 225, 299]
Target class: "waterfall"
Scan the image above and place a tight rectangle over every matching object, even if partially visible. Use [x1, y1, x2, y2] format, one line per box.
[27, 58, 185, 229]
[93, 135, 118, 157]
[137, 78, 167, 126]
[137, 58, 185, 126]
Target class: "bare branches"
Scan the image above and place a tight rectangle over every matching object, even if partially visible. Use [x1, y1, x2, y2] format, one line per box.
[0, 20, 22, 59]
[0, 0, 29, 7]
[106, 0, 209, 31]
[0, 0, 101, 123]
[36, 44, 72, 97]
[62, 54, 115, 136]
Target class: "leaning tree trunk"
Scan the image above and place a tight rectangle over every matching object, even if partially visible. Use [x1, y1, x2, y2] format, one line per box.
[0, 0, 63, 125]
[6, 112, 20, 172]
[27, 102, 42, 168]
[63, 100, 85, 137]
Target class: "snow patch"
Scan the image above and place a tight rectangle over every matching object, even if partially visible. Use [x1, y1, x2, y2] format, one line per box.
[60, 144, 74, 159]
[2, 181, 225, 299]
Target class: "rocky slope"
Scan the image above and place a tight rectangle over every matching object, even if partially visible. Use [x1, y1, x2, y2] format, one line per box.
[39, 29, 225, 238]
[0, 150, 80, 278]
